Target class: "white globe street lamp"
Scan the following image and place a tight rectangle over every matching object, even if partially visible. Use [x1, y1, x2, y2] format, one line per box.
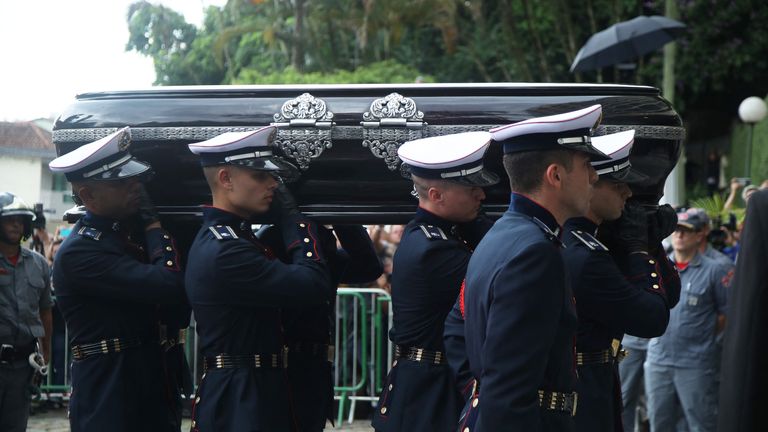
[738, 96, 768, 178]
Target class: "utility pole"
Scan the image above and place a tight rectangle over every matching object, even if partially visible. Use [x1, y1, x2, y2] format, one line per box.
[661, 0, 685, 207]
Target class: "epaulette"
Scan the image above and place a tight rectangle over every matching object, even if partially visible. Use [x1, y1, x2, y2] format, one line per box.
[571, 230, 609, 252]
[531, 217, 564, 247]
[418, 224, 448, 241]
[77, 226, 102, 241]
[208, 225, 239, 240]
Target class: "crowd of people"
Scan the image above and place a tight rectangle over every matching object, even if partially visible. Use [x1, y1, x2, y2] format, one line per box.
[0, 101, 764, 432]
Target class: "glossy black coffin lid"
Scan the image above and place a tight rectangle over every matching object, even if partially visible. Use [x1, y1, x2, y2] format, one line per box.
[53, 83, 683, 223]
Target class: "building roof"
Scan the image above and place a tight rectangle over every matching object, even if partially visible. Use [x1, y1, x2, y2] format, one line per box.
[0, 121, 56, 159]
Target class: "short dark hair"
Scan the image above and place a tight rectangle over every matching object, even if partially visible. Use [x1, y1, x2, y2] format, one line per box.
[502, 149, 575, 193]
[411, 175, 453, 200]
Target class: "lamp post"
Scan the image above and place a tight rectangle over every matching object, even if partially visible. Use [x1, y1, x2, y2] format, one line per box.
[738, 96, 768, 179]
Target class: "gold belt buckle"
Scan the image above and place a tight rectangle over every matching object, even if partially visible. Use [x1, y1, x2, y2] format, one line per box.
[611, 339, 621, 358]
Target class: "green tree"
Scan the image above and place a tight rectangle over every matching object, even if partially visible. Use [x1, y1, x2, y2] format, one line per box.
[125, 0, 768, 112]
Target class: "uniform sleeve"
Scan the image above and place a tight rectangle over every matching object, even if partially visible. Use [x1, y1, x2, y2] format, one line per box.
[56, 234, 185, 305]
[38, 257, 54, 309]
[254, 224, 287, 259]
[417, 239, 471, 299]
[711, 261, 734, 315]
[457, 215, 495, 250]
[215, 237, 333, 308]
[481, 242, 565, 429]
[332, 225, 383, 284]
[578, 252, 670, 338]
[653, 251, 681, 309]
[278, 215, 329, 264]
[444, 298, 473, 392]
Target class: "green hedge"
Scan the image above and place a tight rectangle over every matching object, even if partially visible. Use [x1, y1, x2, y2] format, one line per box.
[234, 60, 434, 85]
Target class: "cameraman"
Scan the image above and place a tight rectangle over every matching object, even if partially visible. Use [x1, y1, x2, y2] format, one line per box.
[0, 193, 52, 432]
[686, 208, 734, 265]
[27, 203, 50, 256]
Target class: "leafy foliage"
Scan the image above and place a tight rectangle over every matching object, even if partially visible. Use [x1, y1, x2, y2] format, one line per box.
[689, 193, 746, 225]
[125, 0, 768, 116]
[235, 60, 433, 84]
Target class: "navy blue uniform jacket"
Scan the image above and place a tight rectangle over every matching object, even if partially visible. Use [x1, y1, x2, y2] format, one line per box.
[563, 217, 680, 432]
[259, 224, 382, 431]
[373, 208, 491, 432]
[53, 212, 185, 432]
[443, 217, 496, 400]
[464, 193, 577, 432]
[185, 207, 332, 432]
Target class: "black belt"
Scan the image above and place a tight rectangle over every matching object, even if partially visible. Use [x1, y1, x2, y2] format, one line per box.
[0, 342, 36, 364]
[71, 337, 142, 361]
[577, 339, 627, 366]
[395, 345, 447, 365]
[538, 390, 578, 416]
[469, 383, 577, 417]
[289, 341, 334, 362]
[203, 351, 288, 371]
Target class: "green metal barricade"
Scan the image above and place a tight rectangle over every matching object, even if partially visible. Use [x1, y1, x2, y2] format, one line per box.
[334, 287, 393, 426]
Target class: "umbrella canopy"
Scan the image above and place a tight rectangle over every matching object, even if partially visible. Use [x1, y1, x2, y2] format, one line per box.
[570, 15, 686, 72]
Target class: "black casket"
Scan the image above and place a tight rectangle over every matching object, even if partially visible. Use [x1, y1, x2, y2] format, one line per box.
[53, 83, 683, 229]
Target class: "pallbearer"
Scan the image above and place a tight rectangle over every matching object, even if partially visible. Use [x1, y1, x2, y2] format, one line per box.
[184, 127, 335, 432]
[50, 127, 186, 432]
[562, 130, 680, 432]
[372, 131, 498, 432]
[463, 105, 607, 432]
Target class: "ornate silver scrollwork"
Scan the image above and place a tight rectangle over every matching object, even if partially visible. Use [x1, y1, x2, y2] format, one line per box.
[271, 93, 335, 170]
[274, 129, 332, 171]
[52, 124, 686, 144]
[273, 92, 334, 125]
[361, 93, 426, 170]
[362, 139, 401, 172]
[362, 92, 424, 125]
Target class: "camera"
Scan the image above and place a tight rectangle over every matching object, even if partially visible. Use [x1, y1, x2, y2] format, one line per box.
[33, 203, 46, 230]
[708, 213, 737, 251]
[735, 177, 752, 187]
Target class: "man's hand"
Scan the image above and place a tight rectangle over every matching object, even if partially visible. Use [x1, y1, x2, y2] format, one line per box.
[647, 204, 677, 252]
[273, 183, 300, 218]
[730, 177, 743, 193]
[137, 186, 161, 230]
[616, 202, 650, 254]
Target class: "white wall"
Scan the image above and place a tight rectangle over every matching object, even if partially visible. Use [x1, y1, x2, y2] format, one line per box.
[0, 155, 42, 203]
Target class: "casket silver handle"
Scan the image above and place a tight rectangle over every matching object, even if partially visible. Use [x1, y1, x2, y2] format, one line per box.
[360, 92, 426, 170]
[270, 93, 335, 170]
[361, 118, 424, 129]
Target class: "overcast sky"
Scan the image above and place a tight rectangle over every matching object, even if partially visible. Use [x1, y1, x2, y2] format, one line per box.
[0, 0, 226, 122]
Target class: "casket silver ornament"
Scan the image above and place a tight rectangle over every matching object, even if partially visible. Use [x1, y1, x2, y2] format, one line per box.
[361, 92, 426, 171]
[272, 93, 335, 170]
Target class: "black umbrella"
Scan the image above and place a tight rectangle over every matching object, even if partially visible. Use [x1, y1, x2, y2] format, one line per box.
[570, 15, 686, 72]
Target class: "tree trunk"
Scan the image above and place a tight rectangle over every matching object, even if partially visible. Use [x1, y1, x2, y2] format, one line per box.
[521, 0, 551, 82]
[552, 0, 581, 82]
[662, 0, 684, 206]
[500, 0, 533, 82]
[292, 0, 306, 72]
